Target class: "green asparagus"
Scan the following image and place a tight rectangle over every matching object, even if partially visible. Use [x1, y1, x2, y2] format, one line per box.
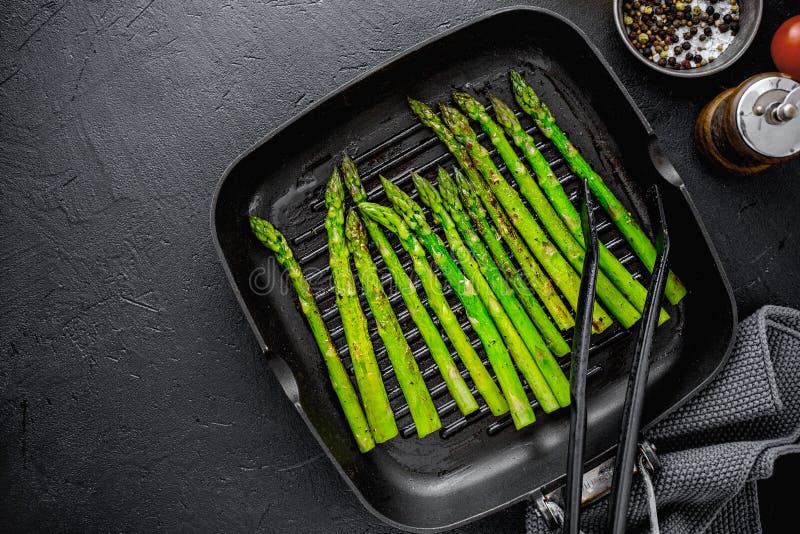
[439, 102, 614, 333]
[423, 168, 571, 407]
[359, 202, 536, 428]
[385, 175, 561, 413]
[325, 169, 398, 443]
[446, 167, 571, 357]
[407, 98, 574, 331]
[341, 155, 492, 416]
[489, 94, 670, 325]
[453, 92, 641, 329]
[510, 70, 687, 305]
[345, 211, 442, 437]
[249, 215, 375, 453]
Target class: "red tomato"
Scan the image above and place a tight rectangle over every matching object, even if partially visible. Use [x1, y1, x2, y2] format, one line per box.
[771, 15, 800, 80]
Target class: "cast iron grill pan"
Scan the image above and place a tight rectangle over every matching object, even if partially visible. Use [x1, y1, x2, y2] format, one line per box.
[211, 7, 736, 532]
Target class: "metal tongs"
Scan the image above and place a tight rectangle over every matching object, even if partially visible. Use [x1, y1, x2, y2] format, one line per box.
[563, 182, 671, 534]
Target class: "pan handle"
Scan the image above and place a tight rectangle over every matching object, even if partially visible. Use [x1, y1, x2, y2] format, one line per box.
[648, 137, 684, 188]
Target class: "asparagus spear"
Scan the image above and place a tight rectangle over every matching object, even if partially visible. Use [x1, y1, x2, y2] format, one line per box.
[359, 202, 536, 428]
[341, 156, 493, 416]
[423, 169, 571, 407]
[407, 98, 574, 331]
[489, 94, 670, 325]
[325, 169, 398, 443]
[249, 215, 375, 453]
[345, 211, 442, 437]
[439, 102, 614, 333]
[385, 175, 561, 413]
[453, 92, 641, 329]
[510, 70, 687, 305]
[446, 167, 571, 357]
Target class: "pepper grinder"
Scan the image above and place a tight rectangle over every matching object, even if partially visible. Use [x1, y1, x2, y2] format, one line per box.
[695, 72, 800, 175]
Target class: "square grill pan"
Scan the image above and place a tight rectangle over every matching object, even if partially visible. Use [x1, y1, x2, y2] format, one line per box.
[211, 7, 736, 532]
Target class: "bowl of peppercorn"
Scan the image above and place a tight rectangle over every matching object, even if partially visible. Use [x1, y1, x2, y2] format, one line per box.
[614, 0, 762, 77]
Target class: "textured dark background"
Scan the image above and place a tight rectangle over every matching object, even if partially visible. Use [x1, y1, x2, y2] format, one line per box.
[1, 1, 798, 532]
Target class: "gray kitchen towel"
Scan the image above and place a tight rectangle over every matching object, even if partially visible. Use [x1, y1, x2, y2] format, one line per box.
[526, 305, 800, 534]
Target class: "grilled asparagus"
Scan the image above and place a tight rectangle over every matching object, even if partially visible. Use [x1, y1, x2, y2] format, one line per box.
[407, 98, 574, 331]
[510, 70, 687, 305]
[325, 169, 398, 443]
[384, 176, 560, 413]
[249, 215, 375, 452]
[439, 102, 614, 333]
[341, 155, 490, 416]
[445, 167, 570, 357]
[422, 169, 570, 407]
[345, 211, 442, 437]
[488, 93, 669, 325]
[359, 201, 536, 429]
[453, 91, 641, 329]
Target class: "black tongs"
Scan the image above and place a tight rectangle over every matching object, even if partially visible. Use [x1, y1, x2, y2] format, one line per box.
[563, 182, 671, 534]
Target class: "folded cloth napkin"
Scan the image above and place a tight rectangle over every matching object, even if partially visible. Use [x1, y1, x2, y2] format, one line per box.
[526, 305, 800, 534]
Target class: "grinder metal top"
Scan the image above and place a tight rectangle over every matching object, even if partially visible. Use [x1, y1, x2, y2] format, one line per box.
[736, 75, 800, 158]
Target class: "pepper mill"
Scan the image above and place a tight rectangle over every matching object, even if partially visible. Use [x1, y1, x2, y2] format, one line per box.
[695, 72, 800, 175]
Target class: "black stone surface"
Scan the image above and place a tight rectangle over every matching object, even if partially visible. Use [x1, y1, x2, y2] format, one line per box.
[1, 1, 798, 532]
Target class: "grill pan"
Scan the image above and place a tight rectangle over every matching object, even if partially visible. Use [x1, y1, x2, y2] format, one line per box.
[210, 7, 736, 532]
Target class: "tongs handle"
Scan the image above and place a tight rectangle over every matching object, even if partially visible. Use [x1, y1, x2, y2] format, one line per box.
[607, 185, 671, 534]
[563, 180, 600, 534]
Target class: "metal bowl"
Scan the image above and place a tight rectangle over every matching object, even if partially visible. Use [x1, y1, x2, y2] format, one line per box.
[613, 0, 763, 78]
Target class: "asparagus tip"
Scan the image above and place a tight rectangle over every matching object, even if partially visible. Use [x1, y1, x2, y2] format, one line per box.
[453, 90, 485, 116]
[378, 175, 393, 191]
[509, 69, 524, 88]
[488, 93, 516, 126]
[325, 166, 343, 206]
[407, 97, 432, 118]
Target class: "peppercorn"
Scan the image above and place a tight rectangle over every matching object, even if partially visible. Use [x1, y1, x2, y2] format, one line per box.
[719, 23, 729, 32]
[675, 2, 685, 11]
[730, 22, 740, 33]
[683, 31, 691, 40]
[713, 12, 721, 20]
[624, 15, 634, 25]
[681, 59, 691, 68]
[704, 26, 713, 36]
[706, 5, 715, 15]
[658, 57, 667, 66]
[674, 45, 683, 55]
[699, 34, 706, 41]
[681, 40, 691, 50]
[692, 5, 701, 15]
[723, 14, 732, 23]
[690, 26, 698, 35]
[667, 56, 677, 66]
[638, 32, 650, 43]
